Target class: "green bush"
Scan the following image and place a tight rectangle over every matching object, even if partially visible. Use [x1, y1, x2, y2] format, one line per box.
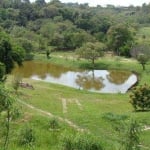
[61, 133, 74, 150]
[113, 120, 141, 150]
[130, 84, 150, 111]
[102, 112, 128, 122]
[61, 132, 103, 150]
[74, 133, 103, 150]
[18, 126, 35, 148]
[11, 107, 22, 120]
[48, 118, 60, 129]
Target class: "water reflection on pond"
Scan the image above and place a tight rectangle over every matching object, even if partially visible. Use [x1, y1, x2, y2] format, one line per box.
[12, 61, 137, 93]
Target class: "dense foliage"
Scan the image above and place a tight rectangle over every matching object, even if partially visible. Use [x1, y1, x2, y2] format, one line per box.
[0, 0, 150, 58]
[130, 84, 150, 111]
[0, 30, 25, 79]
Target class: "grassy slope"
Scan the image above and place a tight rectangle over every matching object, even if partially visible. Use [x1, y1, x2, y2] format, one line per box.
[5, 52, 150, 149]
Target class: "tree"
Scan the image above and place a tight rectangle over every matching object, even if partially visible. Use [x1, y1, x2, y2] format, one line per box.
[130, 44, 150, 70]
[18, 38, 34, 60]
[130, 84, 150, 111]
[46, 49, 51, 59]
[18, 2, 37, 26]
[0, 31, 25, 74]
[76, 42, 105, 67]
[40, 5, 59, 18]
[107, 24, 134, 56]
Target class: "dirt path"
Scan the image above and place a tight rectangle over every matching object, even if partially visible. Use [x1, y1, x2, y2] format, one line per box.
[143, 126, 150, 131]
[62, 98, 67, 113]
[17, 99, 87, 132]
[75, 99, 83, 110]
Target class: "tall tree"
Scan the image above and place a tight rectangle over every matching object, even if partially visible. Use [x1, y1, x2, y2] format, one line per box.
[107, 24, 134, 56]
[0, 31, 24, 74]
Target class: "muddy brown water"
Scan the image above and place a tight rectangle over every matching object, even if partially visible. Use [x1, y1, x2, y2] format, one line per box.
[12, 61, 137, 93]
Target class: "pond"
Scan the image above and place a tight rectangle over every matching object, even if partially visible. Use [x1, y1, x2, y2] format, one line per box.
[12, 61, 137, 93]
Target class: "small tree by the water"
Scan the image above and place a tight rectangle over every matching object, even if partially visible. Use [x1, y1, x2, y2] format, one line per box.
[46, 49, 51, 59]
[76, 42, 105, 67]
[130, 44, 150, 70]
[137, 54, 149, 70]
[130, 84, 150, 111]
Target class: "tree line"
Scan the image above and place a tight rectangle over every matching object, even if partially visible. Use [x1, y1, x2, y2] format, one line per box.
[0, 0, 150, 78]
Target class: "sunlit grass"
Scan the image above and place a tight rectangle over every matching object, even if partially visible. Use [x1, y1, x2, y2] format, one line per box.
[4, 52, 150, 149]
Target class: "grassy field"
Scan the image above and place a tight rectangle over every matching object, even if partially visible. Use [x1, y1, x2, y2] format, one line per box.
[4, 52, 150, 149]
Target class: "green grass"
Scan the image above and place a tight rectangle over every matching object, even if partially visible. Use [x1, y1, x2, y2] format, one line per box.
[3, 52, 150, 149]
[7, 110, 76, 150]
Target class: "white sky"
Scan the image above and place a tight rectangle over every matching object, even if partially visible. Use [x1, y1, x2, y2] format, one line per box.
[31, 0, 150, 7]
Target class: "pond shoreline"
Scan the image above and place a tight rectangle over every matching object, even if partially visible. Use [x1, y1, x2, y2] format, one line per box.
[12, 61, 138, 94]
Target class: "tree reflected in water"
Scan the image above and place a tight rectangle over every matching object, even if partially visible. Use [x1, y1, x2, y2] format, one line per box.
[12, 61, 137, 93]
[75, 70, 104, 90]
[12, 61, 71, 78]
[107, 70, 131, 85]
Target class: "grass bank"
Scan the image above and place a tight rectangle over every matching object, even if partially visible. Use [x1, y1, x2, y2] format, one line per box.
[4, 52, 150, 149]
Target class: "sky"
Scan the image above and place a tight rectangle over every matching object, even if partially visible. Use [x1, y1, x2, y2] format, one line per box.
[31, 0, 150, 7]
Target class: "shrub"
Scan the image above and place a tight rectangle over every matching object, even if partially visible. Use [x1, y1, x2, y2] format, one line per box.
[18, 126, 35, 148]
[74, 133, 103, 150]
[61, 132, 103, 150]
[114, 120, 141, 150]
[48, 118, 59, 130]
[130, 84, 150, 111]
[61, 133, 74, 150]
[124, 120, 141, 150]
[102, 112, 128, 122]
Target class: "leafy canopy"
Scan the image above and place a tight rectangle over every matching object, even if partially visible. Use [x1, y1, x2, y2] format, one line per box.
[107, 24, 134, 56]
[76, 42, 105, 66]
[0, 31, 25, 74]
